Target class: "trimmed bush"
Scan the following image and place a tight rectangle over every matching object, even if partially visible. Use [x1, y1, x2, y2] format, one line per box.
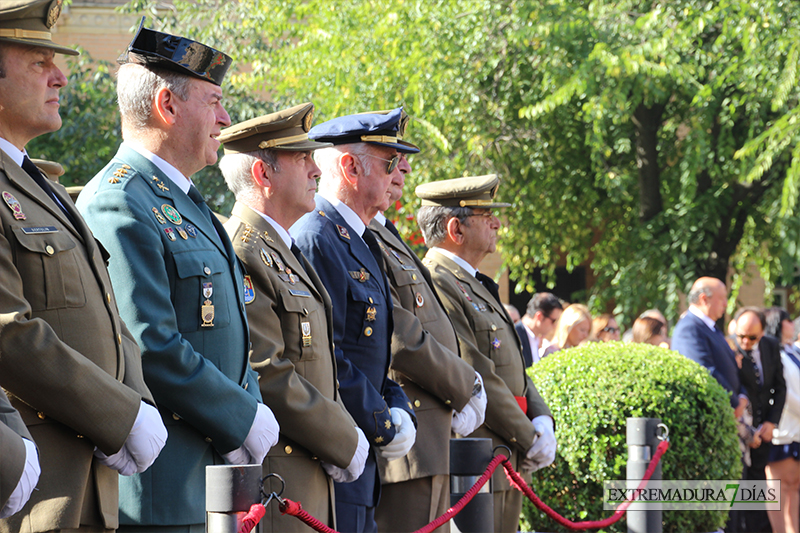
[520, 341, 741, 533]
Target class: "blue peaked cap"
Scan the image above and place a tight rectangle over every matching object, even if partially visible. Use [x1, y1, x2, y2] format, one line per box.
[308, 107, 420, 153]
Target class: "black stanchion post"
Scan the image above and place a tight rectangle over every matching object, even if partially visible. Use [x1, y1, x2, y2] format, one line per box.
[450, 438, 494, 533]
[206, 464, 263, 533]
[626, 418, 662, 533]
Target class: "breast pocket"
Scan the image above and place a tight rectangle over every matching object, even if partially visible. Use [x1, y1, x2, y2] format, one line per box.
[12, 227, 86, 311]
[279, 287, 321, 362]
[392, 267, 440, 325]
[347, 284, 385, 344]
[473, 311, 507, 364]
[172, 250, 231, 332]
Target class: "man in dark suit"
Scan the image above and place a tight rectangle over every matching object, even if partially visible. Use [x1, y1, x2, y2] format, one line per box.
[516, 293, 563, 367]
[671, 277, 748, 417]
[291, 109, 417, 533]
[732, 307, 785, 533]
[77, 22, 279, 532]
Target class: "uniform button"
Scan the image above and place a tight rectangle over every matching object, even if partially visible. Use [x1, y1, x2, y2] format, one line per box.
[368, 297, 374, 304]
[77, 434, 84, 439]
[204, 266, 211, 275]
[37, 411, 45, 419]
[285, 445, 293, 454]
[45, 245, 54, 255]
[106, 293, 112, 303]
[364, 327, 373, 337]
[510, 437, 517, 443]
[303, 308, 308, 316]
[311, 456, 318, 461]
[491, 325, 497, 331]
[172, 413, 181, 421]
[445, 400, 451, 405]
[414, 400, 421, 408]
[205, 437, 212, 443]
[244, 383, 248, 390]
[412, 274, 417, 280]
[117, 334, 122, 344]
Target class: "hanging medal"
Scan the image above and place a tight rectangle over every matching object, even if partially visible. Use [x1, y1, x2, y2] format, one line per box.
[201, 281, 214, 327]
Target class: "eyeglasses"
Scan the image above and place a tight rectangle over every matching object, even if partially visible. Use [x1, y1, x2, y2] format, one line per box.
[361, 153, 402, 174]
[602, 326, 619, 333]
[736, 333, 759, 342]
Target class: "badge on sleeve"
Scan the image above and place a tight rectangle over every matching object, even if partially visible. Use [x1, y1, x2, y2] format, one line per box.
[2, 192, 25, 220]
[243, 275, 255, 304]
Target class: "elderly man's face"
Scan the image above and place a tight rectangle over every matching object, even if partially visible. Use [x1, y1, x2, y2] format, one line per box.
[175, 78, 231, 176]
[359, 145, 409, 212]
[267, 150, 320, 226]
[459, 208, 501, 259]
[735, 312, 763, 352]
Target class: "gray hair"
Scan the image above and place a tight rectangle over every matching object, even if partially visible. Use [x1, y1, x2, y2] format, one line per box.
[219, 148, 280, 204]
[688, 285, 714, 305]
[314, 143, 378, 197]
[416, 205, 473, 247]
[117, 63, 192, 130]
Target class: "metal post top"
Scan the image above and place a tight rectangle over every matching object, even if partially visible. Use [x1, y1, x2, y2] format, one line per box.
[626, 418, 662, 446]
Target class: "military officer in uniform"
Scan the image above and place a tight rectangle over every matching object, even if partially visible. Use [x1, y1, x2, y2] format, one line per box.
[77, 22, 279, 532]
[0, 388, 38, 519]
[416, 175, 557, 533]
[0, 5, 167, 532]
[218, 103, 369, 532]
[291, 108, 418, 533]
[365, 113, 487, 533]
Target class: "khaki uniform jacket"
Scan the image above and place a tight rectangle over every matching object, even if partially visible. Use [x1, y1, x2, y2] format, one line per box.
[370, 220, 474, 483]
[0, 151, 150, 533]
[225, 203, 359, 531]
[423, 249, 551, 491]
[0, 388, 31, 513]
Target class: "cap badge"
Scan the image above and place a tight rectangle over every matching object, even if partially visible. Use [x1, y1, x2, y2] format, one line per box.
[303, 109, 314, 132]
[46, 0, 63, 29]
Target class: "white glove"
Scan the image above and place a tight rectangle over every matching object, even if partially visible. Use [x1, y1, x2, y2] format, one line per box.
[95, 401, 167, 475]
[379, 409, 416, 461]
[224, 403, 280, 465]
[451, 372, 487, 436]
[0, 438, 40, 518]
[322, 427, 369, 483]
[524, 415, 556, 472]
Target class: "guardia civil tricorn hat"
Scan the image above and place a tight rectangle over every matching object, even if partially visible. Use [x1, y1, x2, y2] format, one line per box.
[0, 0, 78, 56]
[118, 18, 232, 86]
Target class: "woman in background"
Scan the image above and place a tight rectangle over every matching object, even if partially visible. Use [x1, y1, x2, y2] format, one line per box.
[631, 316, 669, 347]
[590, 314, 621, 342]
[542, 304, 591, 356]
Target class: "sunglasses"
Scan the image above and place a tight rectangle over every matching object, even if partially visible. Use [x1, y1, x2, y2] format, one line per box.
[736, 333, 759, 342]
[362, 153, 402, 174]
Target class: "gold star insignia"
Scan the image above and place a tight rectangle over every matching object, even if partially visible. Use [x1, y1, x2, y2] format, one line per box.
[375, 436, 384, 443]
[157, 182, 169, 191]
[109, 176, 120, 184]
[385, 419, 392, 429]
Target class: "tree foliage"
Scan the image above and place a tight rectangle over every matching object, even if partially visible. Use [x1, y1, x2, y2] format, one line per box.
[39, 0, 800, 325]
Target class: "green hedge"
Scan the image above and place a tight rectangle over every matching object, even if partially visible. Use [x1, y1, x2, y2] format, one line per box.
[520, 341, 742, 533]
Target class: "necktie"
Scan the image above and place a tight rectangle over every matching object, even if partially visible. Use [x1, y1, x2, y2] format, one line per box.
[384, 219, 403, 240]
[290, 243, 305, 268]
[475, 271, 502, 306]
[361, 228, 385, 274]
[22, 156, 75, 225]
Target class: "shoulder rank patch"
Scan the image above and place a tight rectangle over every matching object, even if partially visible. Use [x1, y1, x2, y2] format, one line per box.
[152, 175, 169, 192]
[109, 166, 129, 184]
[336, 224, 350, 240]
[349, 268, 370, 282]
[243, 275, 255, 304]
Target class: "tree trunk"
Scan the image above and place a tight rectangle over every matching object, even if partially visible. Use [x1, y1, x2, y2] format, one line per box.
[633, 103, 665, 222]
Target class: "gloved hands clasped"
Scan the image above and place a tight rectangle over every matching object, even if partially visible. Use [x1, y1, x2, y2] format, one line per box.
[378, 408, 416, 461]
[94, 400, 168, 475]
[451, 371, 487, 436]
[521, 415, 556, 474]
[322, 426, 369, 483]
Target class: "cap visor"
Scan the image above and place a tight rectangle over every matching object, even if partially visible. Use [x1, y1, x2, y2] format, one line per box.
[273, 140, 334, 151]
[0, 37, 81, 56]
[370, 141, 420, 154]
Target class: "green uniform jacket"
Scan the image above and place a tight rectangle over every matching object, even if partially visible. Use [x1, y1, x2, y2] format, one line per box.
[423, 249, 551, 491]
[0, 149, 149, 533]
[370, 219, 474, 485]
[77, 144, 260, 526]
[225, 203, 359, 532]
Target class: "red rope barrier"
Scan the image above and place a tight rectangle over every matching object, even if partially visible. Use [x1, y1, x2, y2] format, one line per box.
[239, 438, 669, 533]
[504, 439, 670, 531]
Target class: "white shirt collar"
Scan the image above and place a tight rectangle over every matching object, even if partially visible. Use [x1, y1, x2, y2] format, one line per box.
[258, 211, 292, 249]
[688, 305, 716, 331]
[431, 246, 477, 277]
[522, 322, 541, 360]
[319, 192, 367, 238]
[373, 211, 387, 226]
[0, 138, 25, 168]
[125, 142, 192, 194]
